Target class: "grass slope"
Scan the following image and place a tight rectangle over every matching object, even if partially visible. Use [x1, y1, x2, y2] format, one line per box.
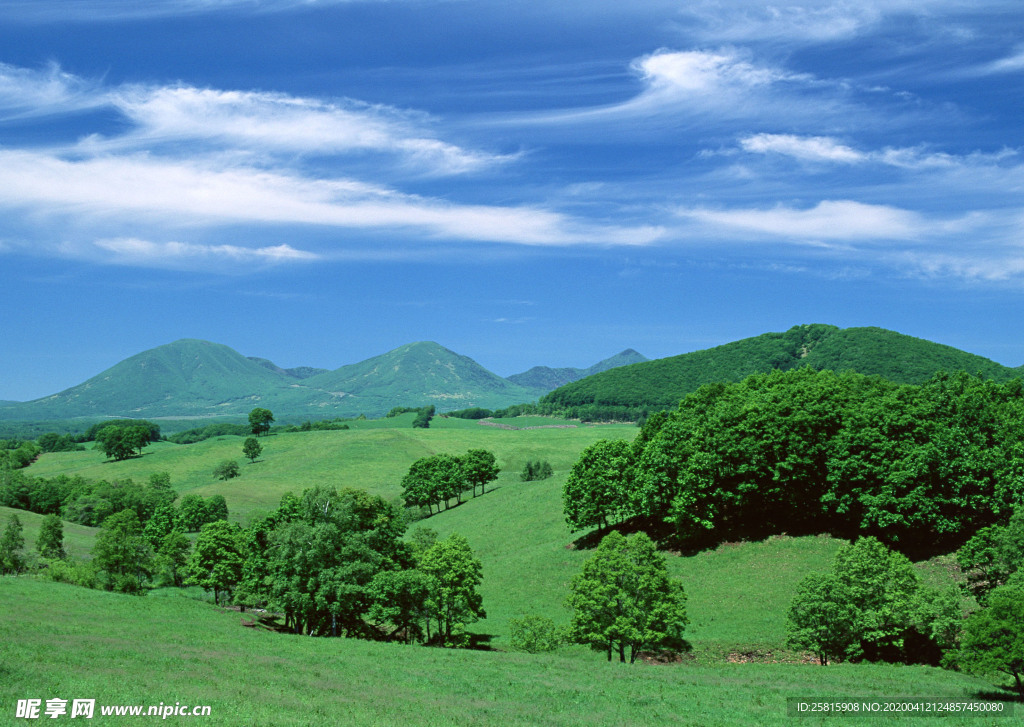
[0, 506, 99, 560]
[0, 578, 1006, 727]
[543, 324, 1020, 409]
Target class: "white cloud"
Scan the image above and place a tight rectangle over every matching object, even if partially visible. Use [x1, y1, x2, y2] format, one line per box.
[740, 134, 865, 163]
[92, 238, 319, 267]
[681, 2, 883, 43]
[102, 85, 505, 175]
[0, 62, 101, 117]
[981, 48, 1024, 74]
[679, 200, 930, 241]
[0, 149, 662, 247]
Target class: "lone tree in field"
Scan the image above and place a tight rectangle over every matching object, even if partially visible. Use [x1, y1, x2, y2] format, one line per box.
[36, 513, 65, 560]
[786, 572, 858, 665]
[213, 459, 241, 481]
[243, 437, 263, 463]
[566, 531, 688, 663]
[248, 407, 275, 437]
[955, 584, 1024, 697]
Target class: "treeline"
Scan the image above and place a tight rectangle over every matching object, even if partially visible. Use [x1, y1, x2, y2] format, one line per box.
[444, 402, 652, 423]
[387, 405, 435, 428]
[564, 369, 1024, 556]
[401, 450, 499, 516]
[0, 469, 225, 531]
[0, 419, 163, 469]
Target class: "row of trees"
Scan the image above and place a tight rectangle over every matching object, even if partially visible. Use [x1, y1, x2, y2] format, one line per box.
[401, 450, 499, 515]
[564, 369, 1024, 556]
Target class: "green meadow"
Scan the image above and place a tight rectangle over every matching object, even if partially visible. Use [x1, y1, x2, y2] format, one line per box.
[4, 415, 1018, 724]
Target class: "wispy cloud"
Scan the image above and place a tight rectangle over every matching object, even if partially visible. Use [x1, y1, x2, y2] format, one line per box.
[679, 200, 936, 241]
[1, 0, 387, 23]
[0, 62, 102, 117]
[91, 238, 319, 268]
[96, 85, 509, 175]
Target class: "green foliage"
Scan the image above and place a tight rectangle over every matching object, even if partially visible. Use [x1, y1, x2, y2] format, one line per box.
[562, 439, 634, 533]
[367, 569, 433, 644]
[152, 529, 191, 588]
[956, 509, 1023, 605]
[91, 509, 153, 593]
[401, 453, 465, 514]
[443, 407, 493, 419]
[35, 432, 84, 453]
[0, 440, 42, 469]
[94, 424, 152, 461]
[242, 437, 262, 463]
[787, 537, 959, 665]
[35, 513, 65, 560]
[519, 459, 553, 481]
[213, 458, 241, 480]
[954, 584, 1024, 696]
[508, 614, 563, 653]
[248, 407, 275, 437]
[0, 512, 26, 574]
[412, 405, 435, 429]
[461, 448, 499, 496]
[619, 368, 1024, 554]
[167, 422, 250, 444]
[185, 520, 245, 605]
[418, 532, 485, 646]
[83, 420, 161, 444]
[566, 531, 688, 663]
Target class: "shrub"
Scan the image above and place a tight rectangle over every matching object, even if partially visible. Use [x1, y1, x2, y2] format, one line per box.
[509, 614, 564, 653]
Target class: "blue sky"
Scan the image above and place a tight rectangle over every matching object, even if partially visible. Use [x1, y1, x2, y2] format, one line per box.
[1, 0, 1023, 401]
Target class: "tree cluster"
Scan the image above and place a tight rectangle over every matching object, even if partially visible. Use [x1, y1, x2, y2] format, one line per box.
[520, 460, 554, 482]
[94, 424, 156, 461]
[235, 488, 485, 646]
[401, 449, 499, 515]
[565, 369, 1024, 556]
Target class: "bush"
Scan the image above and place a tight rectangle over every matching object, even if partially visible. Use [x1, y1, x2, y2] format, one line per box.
[508, 614, 564, 653]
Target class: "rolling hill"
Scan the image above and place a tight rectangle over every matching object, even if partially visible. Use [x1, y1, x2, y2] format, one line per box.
[506, 349, 648, 390]
[542, 324, 1022, 410]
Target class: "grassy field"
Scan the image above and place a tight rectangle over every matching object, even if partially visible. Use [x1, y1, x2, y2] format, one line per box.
[25, 418, 634, 522]
[0, 578, 1010, 727]
[9, 416, 1016, 724]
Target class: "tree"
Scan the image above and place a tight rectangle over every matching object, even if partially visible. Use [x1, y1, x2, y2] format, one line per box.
[242, 437, 263, 464]
[213, 459, 240, 481]
[368, 569, 433, 644]
[957, 510, 1024, 605]
[36, 513, 65, 560]
[248, 407, 275, 437]
[955, 585, 1024, 696]
[461, 449, 499, 497]
[92, 509, 153, 593]
[417, 533, 485, 646]
[0, 513, 26, 574]
[176, 494, 209, 532]
[185, 520, 245, 605]
[153, 529, 191, 588]
[786, 572, 858, 665]
[412, 405, 435, 429]
[566, 531, 688, 663]
[562, 439, 635, 533]
[205, 494, 229, 523]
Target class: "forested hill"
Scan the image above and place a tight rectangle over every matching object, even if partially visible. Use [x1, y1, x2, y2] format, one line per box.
[542, 324, 1021, 409]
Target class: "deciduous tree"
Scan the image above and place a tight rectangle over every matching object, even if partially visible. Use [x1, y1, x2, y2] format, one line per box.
[566, 531, 688, 663]
[186, 520, 245, 605]
[248, 407, 275, 437]
[36, 513, 65, 560]
[418, 533, 485, 646]
[243, 437, 263, 463]
[955, 585, 1024, 696]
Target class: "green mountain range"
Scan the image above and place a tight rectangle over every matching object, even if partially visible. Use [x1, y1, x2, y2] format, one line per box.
[0, 340, 630, 422]
[542, 324, 1023, 410]
[506, 349, 648, 390]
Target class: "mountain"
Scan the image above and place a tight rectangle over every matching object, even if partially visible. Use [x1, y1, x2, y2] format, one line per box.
[0, 339, 547, 422]
[0, 339, 289, 420]
[507, 349, 648, 390]
[294, 341, 544, 412]
[542, 324, 1022, 410]
[247, 357, 329, 380]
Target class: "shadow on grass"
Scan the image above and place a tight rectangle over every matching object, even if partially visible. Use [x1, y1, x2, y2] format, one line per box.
[973, 688, 1024, 704]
